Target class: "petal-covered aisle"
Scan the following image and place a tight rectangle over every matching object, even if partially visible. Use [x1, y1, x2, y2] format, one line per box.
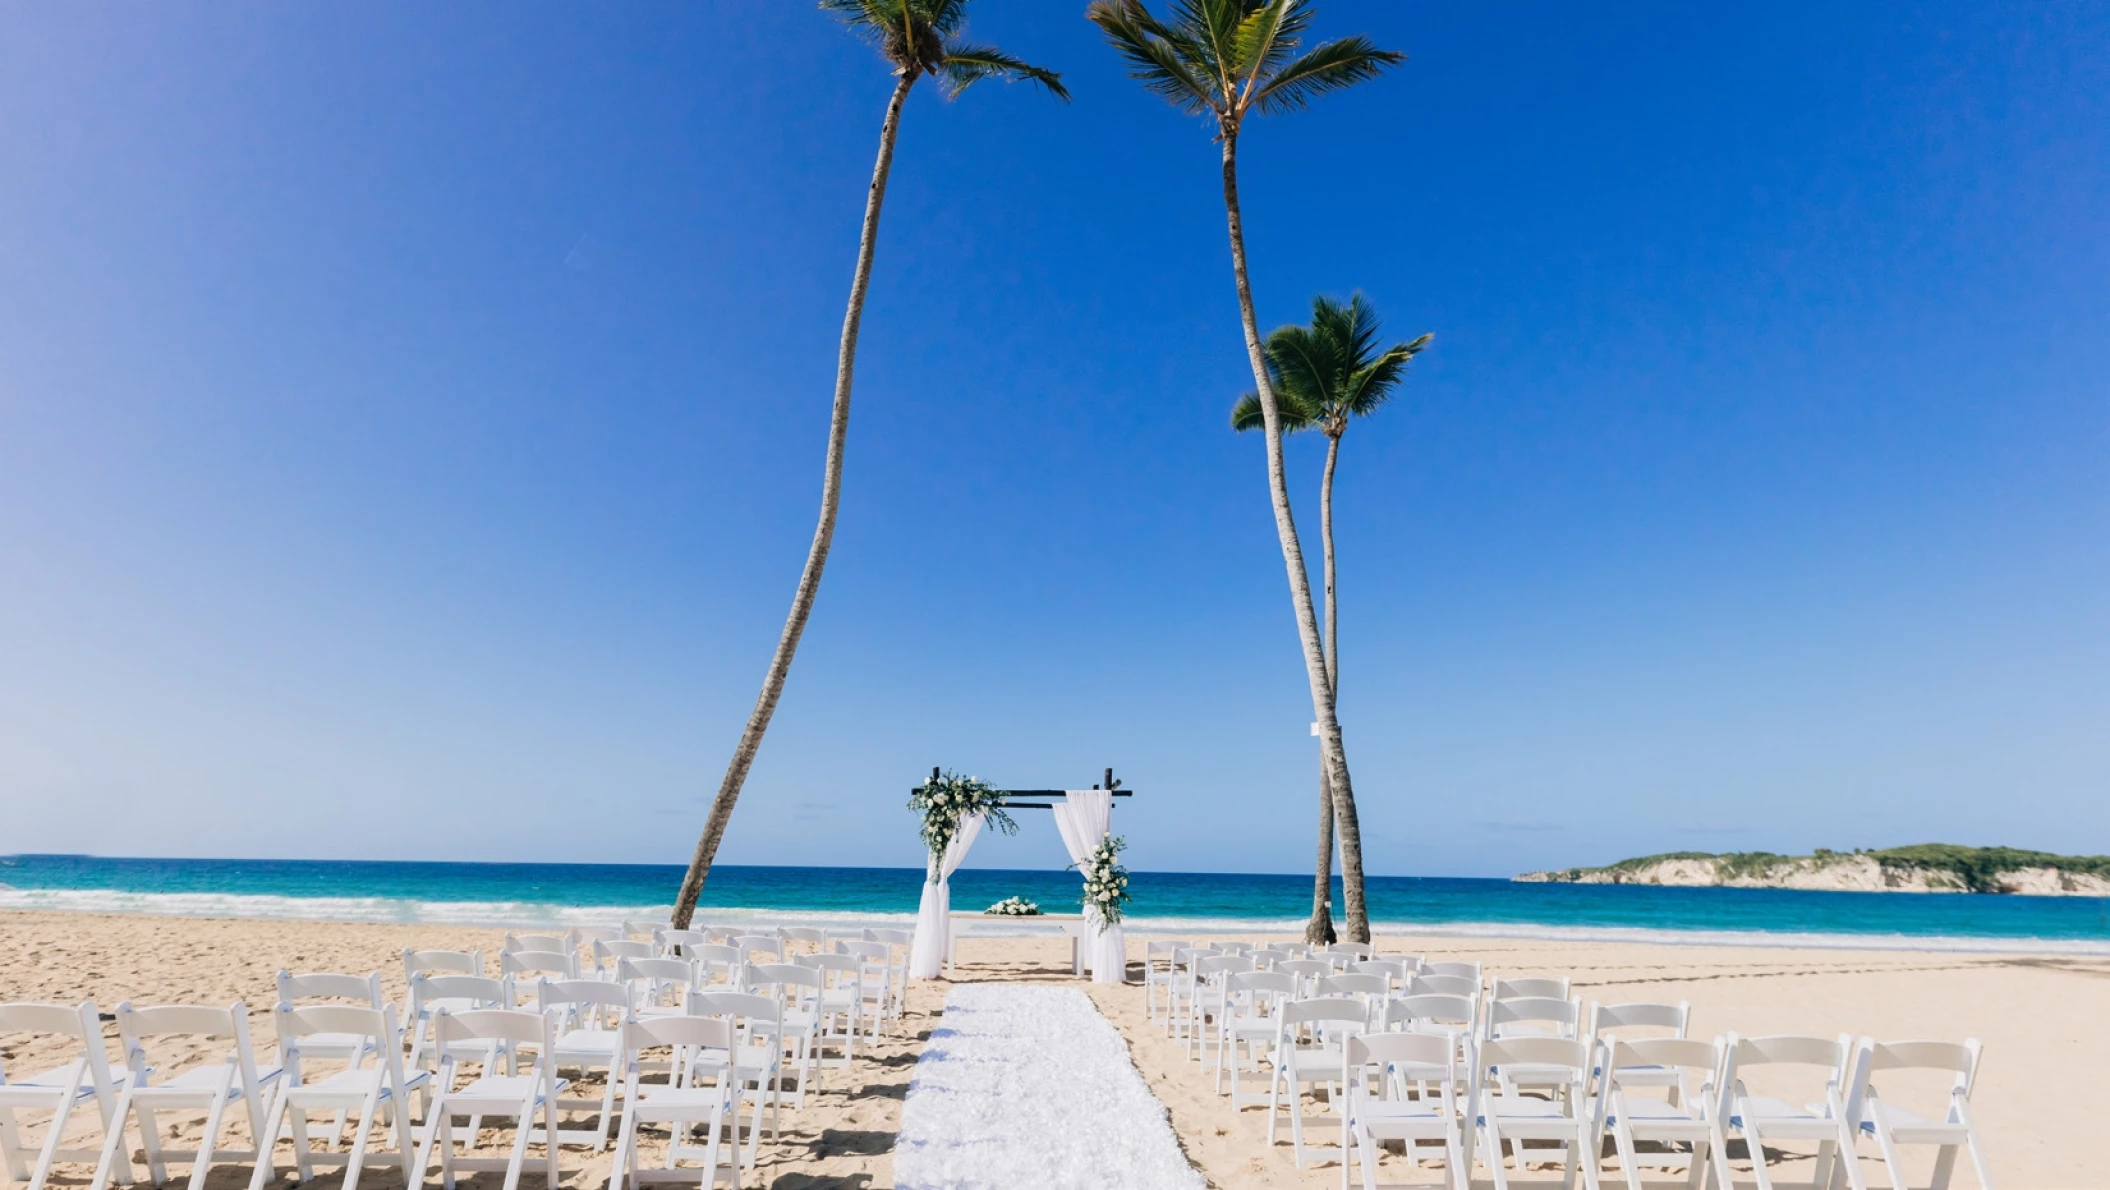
[893, 983, 1205, 1189]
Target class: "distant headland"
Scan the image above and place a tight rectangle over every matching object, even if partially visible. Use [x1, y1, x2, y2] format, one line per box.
[1516, 844, 2110, 896]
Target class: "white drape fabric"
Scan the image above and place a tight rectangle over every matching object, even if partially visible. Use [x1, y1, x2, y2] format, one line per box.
[1052, 790, 1126, 984]
[908, 812, 986, 979]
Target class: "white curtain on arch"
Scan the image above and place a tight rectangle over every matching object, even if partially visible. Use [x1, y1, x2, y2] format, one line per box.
[908, 812, 986, 979]
[1051, 789, 1126, 984]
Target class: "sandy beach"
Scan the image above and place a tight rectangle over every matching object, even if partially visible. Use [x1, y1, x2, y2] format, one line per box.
[2, 910, 2102, 1188]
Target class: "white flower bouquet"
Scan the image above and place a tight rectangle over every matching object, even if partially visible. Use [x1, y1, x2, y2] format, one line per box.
[984, 896, 1042, 916]
[908, 769, 1017, 874]
[1075, 834, 1132, 925]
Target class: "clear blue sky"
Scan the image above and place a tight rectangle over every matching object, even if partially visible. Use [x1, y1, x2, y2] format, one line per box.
[2, 2, 2104, 879]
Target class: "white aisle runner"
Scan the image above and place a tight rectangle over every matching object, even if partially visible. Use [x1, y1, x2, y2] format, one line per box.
[893, 984, 1205, 1190]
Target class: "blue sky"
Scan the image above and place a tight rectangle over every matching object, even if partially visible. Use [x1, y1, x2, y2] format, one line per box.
[2, 2, 2104, 878]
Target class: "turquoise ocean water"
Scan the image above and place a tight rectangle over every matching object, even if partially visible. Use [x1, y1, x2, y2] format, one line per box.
[3, 854, 2106, 953]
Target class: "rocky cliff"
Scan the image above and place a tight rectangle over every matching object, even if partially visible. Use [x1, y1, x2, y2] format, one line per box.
[1516, 845, 2110, 896]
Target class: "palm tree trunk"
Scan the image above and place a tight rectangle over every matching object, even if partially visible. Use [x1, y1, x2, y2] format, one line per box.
[1219, 133, 1371, 942]
[671, 73, 917, 929]
[1305, 431, 1343, 945]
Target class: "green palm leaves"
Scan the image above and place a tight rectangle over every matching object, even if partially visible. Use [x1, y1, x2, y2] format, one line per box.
[1231, 295, 1432, 437]
[1085, 0, 1401, 128]
[822, 0, 1069, 98]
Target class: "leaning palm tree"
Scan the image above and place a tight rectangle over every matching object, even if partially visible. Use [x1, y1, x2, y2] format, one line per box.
[1234, 294, 1430, 943]
[671, 1, 1066, 929]
[1089, 0, 1403, 941]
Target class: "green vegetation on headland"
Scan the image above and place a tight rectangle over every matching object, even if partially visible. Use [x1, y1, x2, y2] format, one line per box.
[1520, 844, 2110, 894]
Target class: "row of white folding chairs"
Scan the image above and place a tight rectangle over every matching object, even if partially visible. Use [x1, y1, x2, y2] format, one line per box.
[0, 991, 800, 1190]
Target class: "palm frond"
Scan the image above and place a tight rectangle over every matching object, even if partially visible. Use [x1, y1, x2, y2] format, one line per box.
[940, 43, 1070, 100]
[924, 0, 970, 37]
[1250, 35, 1403, 115]
[1339, 332, 1431, 416]
[1230, 0, 1312, 92]
[1231, 389, 1319, 432]
[818, 0, 902, 42]
[1087, 0, 1222, 115]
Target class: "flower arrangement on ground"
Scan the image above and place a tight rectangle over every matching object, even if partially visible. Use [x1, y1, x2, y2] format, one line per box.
[984, 896, 1041, 916]
[1076, 834, 1131, 926]
[908, 769, 1016, 876]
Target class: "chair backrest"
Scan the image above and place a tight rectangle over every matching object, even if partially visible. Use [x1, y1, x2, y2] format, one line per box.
[733, 935, 782, 962]
[1351, 958, 1412, 987]
[656, 928, 708, 956]
[1194, 954, 1251, 983]
[621, 920, 663, 941]
[1590, 1000, 1691, 1043]
[432, 1008, 556, 1068]
[1480, 1036, 1590, 1093]
[1281, 995, 1370, 1029]
[1727, 1033, 1857, 1111]
[573, 926, 622, 944]
[619, 955, 696, 984]
[114, 1002, 262, 1083]
[277, 970, 384, 1009]
[410, 973, 510, 1015]
[594, 938, 656, 971]
[1227, 970, 1297, 1006]
[0, 1001, 116, 1095]
[1851, 1037, 1982, 1123]
[747, 962, 822, 1007]
[1491, 976, 1571, 1001]
[1328, 941, 1374, 958]
[1486, 995, 1581, 1040]
[403, 948, 483, 980]
[1277, 958, 1333, 984]
[276, 1003, 408, 1079]
[835, 940, 889, 963]
[501, 950, 578, 980]
[1145, 938, 1190, 959]
[1409, 973, 1478, 999]
[505, 932, 573, 955]
[538, 978, 630, 1027]
[1606, 1037, 1723, 1090]
[1385, 992, 1477, 1035]
[691, 990, 782, 1051]
[1347, 1030, 1457, 1092]
[780, 926, 828, 948]
[619, 1014, 734, 1074]
[1318, 973, 1389, 1002]
[1422, 960, 1480, 981]
[798, 952, 861, 977]
[863, 927, 913, 948]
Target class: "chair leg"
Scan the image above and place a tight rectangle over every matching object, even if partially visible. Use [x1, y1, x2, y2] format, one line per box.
[28, 1094, 78, 1190]
[343, 1089, 380, 1190]
[244, 1090, 288, 1190]
[88, 1087, 138, 1190]
[186, 1092, 230, 1190]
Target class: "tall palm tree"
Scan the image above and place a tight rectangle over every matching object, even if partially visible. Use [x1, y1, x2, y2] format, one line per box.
[1089, 0, 1403, 941]
[672, 1, 1066, 929]
[1233, 294, 1430, 944]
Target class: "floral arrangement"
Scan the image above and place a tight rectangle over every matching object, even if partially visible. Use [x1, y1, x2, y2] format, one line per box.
[984, 896, 1042, 916]
[908, 769, 1016, 873]
[1076, 834, 1132, 926]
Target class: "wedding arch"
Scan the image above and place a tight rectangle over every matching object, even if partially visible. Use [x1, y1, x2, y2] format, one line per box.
[906, 767, 1136, 984]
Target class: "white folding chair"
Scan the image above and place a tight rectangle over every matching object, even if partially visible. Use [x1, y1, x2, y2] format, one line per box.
[610, 1016, 740, 1190]
[859, 929, 913, 1031]
[1320, 974, 1392, 1018]
[1848, 1039, 1991, 1190]
[656, 929, 709, 959]
[246, 1004, 428, 1190]
[1217, 970, 1295, 1105]
[1269, 996, 1370, 1168]
[619, 957, 698, 1019]
[1342, 1031, 1468, 1190]
[272, 972, 386, 1067]
[1165, 946, 1223, 1041]
[792, 954, 866, 1073]
[504, 933, 574, 957]
[742, 966, 820, 1107]
[535, 979, 628, 1151]
[0, 1001, 122, 1190]
[621, 921, 664, 943]
[686, 993, 783, 1171]
[777, 928, 827, 957]
[830, 942, 892, 1042]
[90, 1003, 281, 1190]
[1721, 1033, 1866, 1190]
[688, 946, 744, 995]
[730, 937, 781, 967]
[1471, 1036, 1595, 1190]
[1351, 958, 1414, 995]
[1588, 1002, 1693, 1099]
[411, 1008, 566, 1190]
[500, 951, 578, 995]
[1593, 1036, 1730, 1190]
[1144, 939, 1192, 1023]
[1329, 942, 1376, 960]
[1422, 961, 1481, 982]
[405, 975, 512, 1075]
[1190, 955, 1255, 1063]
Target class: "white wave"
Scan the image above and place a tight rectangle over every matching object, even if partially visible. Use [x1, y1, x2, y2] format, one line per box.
[3, 888, 2102, 955]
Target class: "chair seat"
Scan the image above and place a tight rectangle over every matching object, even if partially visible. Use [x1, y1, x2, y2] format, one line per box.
[151, 1064, 282, 1098]
[449, 1074, 571, 1106]
[285, 1067, 432, 1102]
[1611, 1098, 1706, 1125]
[1858, 1100, 1965, 1143]
[0, 1063, 96, 1103]
[628, 1085, 733, 1121]
[1481, 1093, 1570, 1123]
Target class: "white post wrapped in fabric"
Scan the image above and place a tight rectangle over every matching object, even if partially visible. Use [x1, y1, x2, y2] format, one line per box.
[908, 812, 986, 979]
[1051, 789, 1127, 984]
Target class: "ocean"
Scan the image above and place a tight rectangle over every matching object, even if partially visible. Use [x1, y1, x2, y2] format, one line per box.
[3, 854, 2107, 953]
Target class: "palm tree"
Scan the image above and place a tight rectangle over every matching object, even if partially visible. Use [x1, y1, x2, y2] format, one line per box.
[1089, 0, 1403, 941]
[1233, 294, 1430, 944]
[671, 1, 1066, 929]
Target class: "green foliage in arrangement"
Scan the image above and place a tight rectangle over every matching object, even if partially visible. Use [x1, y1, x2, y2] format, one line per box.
[909, 770, 1018, 869]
